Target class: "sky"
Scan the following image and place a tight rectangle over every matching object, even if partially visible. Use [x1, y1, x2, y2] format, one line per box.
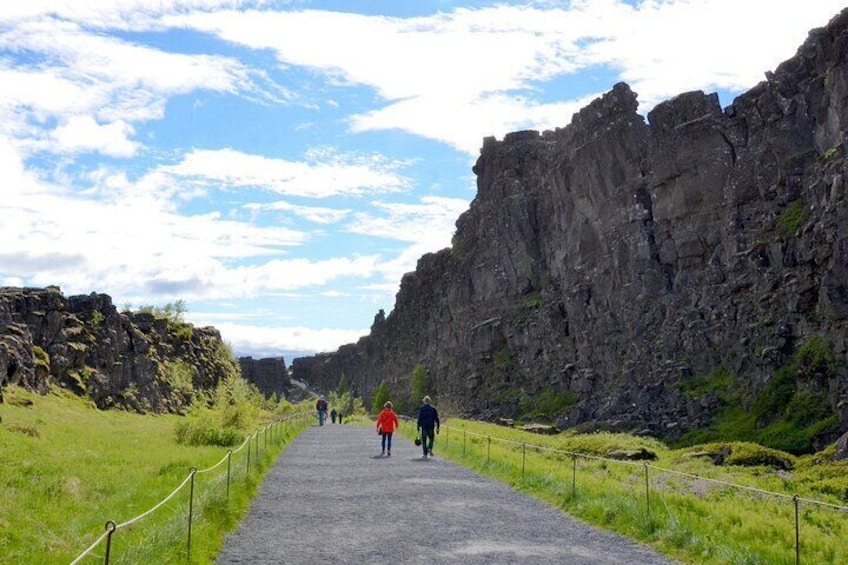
[1, 0, 845, 360]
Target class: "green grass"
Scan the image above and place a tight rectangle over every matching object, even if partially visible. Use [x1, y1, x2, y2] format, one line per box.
[0, 386, 311, 564]
[397, 418, 848, 565]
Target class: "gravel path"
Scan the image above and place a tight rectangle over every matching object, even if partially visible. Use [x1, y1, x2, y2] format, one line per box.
[215, 423, 684, 564]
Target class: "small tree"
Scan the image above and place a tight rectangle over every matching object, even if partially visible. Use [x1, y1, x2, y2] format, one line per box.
[371, 381, 390, 415]
[410, 364, 431, 407]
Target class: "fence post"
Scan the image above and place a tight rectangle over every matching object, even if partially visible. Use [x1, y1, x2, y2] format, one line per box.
[571, 455, 577, 497]
[522, 444, 526, 478]
[187, 467, 197, 562]
[103, 520, 116, 565]
[644, 463, 650, 521]
[794, 494, 800, 565]
[463, 430, 467, 457]
[226, 450, 232, 501]
[246, 434, 251, 475]
[445, 426, 449, 449]
[487, 436, 491, 466]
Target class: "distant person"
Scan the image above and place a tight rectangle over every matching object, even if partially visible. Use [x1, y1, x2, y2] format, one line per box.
[376, 401, 399, 456]
[316, 395, 328, 426]
[338, 411, 344, 424]
[417, 396, 440, 458]
[330, 408, 337, 424]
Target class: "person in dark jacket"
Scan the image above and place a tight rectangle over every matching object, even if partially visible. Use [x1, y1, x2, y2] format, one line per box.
[416, 396, 440, 458]
[316, 396, 328, 426]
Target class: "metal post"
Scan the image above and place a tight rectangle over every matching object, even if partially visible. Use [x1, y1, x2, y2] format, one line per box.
[187, 467, 197, 562]
[644, 463, 651, 520]
[103, 520, 116, 565]
[487, 436, 491, 465]
[794, 495, 800, 565]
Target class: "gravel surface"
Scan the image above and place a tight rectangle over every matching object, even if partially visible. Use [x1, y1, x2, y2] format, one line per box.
[216, 423, 684, 564]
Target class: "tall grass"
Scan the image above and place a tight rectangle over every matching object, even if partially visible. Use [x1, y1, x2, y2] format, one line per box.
[398, 418, 848, 565]
[0, 385, 310, 564]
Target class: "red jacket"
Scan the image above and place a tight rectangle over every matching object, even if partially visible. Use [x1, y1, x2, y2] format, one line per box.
[376, 408, 399, 434]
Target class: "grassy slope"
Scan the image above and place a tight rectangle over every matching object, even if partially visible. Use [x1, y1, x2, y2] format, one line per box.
[0, 386, 307, 564]
[398, 418, 848, 565]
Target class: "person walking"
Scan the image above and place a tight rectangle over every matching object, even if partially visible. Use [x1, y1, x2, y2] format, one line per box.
[417, 396, 440, 458]
[330, 408, 337, 424]
[316, 395, 328, 426]
[376, 401, 399, 456]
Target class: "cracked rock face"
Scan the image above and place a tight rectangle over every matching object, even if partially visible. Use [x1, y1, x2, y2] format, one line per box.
[0, 287, 248, 413]
[292, 9, 848, 445]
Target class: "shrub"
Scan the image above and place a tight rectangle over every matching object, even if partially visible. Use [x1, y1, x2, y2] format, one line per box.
[174, 415, 243, 447]
[682, 442, 796, 470]
[774, 200, 809, 238]
[163, 360, 196, 406]
[410, 364, 431, 406]
[371, 382, 390, 414]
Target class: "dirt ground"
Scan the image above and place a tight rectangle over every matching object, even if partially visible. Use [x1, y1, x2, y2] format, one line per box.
[215, 423, 684, 564]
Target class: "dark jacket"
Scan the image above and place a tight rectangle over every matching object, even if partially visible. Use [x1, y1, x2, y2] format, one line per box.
[417, 403, 440, 429]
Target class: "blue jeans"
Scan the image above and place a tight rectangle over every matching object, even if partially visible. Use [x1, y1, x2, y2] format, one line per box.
[317, 410, 326, 425]
[420, 426, 435, 454]
[381, 432, 393, 453]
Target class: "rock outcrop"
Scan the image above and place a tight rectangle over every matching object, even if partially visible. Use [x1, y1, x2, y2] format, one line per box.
[293, 9, 848, 450]
[238, 356, 291, 399]
[0, 286, 239, 412]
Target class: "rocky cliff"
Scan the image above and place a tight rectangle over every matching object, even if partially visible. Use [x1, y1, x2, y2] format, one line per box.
[0, 286, 241, 412]
[238, 356, 291, 399]
[292, 9, 848, 452]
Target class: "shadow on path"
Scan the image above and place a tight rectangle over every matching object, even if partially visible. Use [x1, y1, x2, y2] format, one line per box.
[215, 424, 684, 564]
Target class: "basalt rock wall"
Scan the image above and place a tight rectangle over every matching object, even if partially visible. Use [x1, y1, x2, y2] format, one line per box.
[238, 356, 291, 399]
[0, 286, 239, 412]
[293, 10, 848, 442]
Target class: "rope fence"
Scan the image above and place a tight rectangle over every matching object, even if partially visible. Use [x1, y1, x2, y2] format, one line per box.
[400, 417, 848, 564]
[69, 411, 311, 565]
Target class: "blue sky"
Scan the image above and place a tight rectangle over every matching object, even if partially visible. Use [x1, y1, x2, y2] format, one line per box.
[1, 0, 844, 360]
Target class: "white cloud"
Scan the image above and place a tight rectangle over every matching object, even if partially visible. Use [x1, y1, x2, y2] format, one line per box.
[0, 13, 285, 160]
[170, 1, 848, 154]
[0, 0, 253, 31]
[200, 321, 369, 356]
[245, 200, 352, 224]
[164, 148, 410, 198]
[346, 195, 470, 285]
[349, 196, 469, 244]
[50, 116, 140, 157]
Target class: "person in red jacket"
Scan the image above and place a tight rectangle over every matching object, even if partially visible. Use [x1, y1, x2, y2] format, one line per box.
[376, 401, 399, 457]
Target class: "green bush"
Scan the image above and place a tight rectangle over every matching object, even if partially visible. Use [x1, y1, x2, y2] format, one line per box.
[163, 360, 196, 406]
[682, 441, 796, 470]
[410, 364, 431, 406]
[174, 412, 244, 447]
[774, 200, 809, 238]
[371, 382, 390, 414]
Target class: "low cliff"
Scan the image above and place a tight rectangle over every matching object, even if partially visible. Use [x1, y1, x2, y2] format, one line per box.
[293, 9, 848, 451]
[0, 286, 239, 413]
[238, 356, 291, 399]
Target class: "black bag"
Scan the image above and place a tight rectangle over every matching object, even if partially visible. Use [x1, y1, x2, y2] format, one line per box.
[414, 436, 422, 446]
